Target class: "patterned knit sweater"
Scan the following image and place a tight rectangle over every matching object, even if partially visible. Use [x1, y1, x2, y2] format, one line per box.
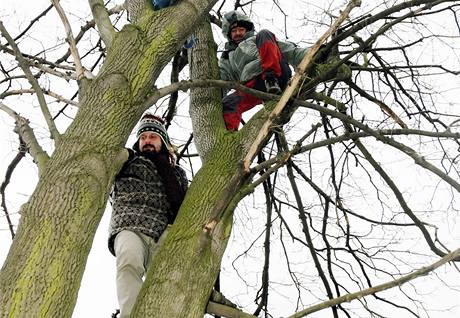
[108, 153, 188, 255]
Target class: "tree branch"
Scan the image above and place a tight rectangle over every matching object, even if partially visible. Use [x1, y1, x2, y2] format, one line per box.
[287, 247, 460, 318]
[0, 21, 61, 143]
[1, 89, 79, 107]
[188, 18, 224, 162]
[0, 43, 76, 71]
[0, 102, 50, 173]
[88, 0, 116, 49]
[51, 0, 92, 79]
[0, 137, 26, 239]
[12, 4, 54, 42]
[345, 79, 407, 128]
[250, 128, 460, 184]
[207, 301, 257, 318]
[32, 62, 77, 81]
[279, 131, 339, 318]
[55, 4, 124, 64]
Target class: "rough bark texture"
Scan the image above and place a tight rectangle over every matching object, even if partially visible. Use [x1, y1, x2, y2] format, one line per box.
[126, 0, 149, 23]
[0, 1, 218, 317]
[188, 18, 226, 162]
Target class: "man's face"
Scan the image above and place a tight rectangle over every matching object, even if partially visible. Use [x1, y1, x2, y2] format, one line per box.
[139, 131, 163, 153]
[230, 26, 247, 43]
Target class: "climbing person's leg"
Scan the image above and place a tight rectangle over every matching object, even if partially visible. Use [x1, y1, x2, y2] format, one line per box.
[256, 29, 292, 94]
[222, 79, 263, 130]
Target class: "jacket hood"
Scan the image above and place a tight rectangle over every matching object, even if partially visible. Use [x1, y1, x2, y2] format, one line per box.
[222, 11, 255, 42]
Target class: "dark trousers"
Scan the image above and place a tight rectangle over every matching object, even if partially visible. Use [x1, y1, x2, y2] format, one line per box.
[223, 29, 292, 131]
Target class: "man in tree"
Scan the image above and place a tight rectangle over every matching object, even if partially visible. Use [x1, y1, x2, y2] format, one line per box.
[219, 10, 309, 130]
[107, 114, 188, 318]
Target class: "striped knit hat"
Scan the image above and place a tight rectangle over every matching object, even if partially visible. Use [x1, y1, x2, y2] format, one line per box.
[136, 114, 172, 150]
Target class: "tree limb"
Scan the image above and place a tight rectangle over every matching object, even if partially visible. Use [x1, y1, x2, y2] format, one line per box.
[55, 4, 124, 64]
[207, 301, 257, 318]
[188, 18, 223, 162]
[13, 4, 54, 42]
[279, 131, 339, 318]
[32, 62, 77, 81]
[51, 0, 92, 79]
[0, 137, 26, 239]
[88, 0, 116, 49]
[287, 247, 460, 318]
[345, 79, 407, 128]
[1, 88, 78, 106]
[0, 102, 50, 173]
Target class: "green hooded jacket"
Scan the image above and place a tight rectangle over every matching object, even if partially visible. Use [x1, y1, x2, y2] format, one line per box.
[219, 11, 309, 83]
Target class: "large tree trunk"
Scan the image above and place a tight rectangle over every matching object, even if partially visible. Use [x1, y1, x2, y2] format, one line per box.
[0, 1, 218, 317]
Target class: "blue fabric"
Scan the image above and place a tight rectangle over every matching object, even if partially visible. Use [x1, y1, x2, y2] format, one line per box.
[183, 35, 198, 49]
[152, 0, 175, 10]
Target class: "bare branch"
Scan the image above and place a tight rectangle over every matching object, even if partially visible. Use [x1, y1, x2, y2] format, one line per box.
[88, 0, 116, 49]
[250, 128, 460, 179]
[51, 0, 92, 79]
[13, 4, 54, 43]
[0, 102, 50, 172]
[0, 137, 26, 239]
[207, 301, 257, 318]
[0, 43, 76, 71]
[32, 62, 77, 81]
[1, 89, 78, 106]
[280, 131, 339, 318]
[346, 79, 408, 128]
[287, 247, 460, 318]
[0, 21, 61, 142]
[55, 4, 124, 64]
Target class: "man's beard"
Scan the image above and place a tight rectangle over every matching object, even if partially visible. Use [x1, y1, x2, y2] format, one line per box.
[141, 145, 158, 153]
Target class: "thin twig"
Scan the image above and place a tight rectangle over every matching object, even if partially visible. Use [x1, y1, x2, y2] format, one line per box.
[0, 137, 26, 239]
[13, 4, 54, 42]
[1, 88, 78, 106]
[254, 152, 273, 317]
[279, 131, 339, 318]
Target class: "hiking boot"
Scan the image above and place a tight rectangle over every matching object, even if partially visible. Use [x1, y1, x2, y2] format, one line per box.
[264, 74, 282, 95]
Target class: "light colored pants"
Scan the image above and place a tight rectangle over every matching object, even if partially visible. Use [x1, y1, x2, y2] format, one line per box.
[114, 229, 168, 318]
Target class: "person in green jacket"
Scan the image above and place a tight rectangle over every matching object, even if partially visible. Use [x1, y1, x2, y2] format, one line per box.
[219, 11, 308, 130]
